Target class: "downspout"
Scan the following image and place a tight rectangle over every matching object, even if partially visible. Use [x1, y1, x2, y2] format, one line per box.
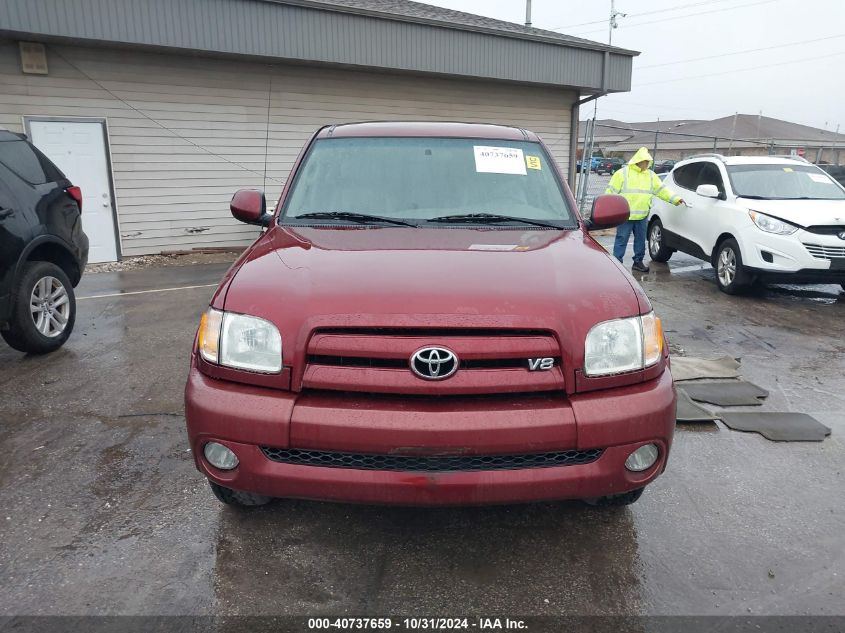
[568, 50, 610, 190]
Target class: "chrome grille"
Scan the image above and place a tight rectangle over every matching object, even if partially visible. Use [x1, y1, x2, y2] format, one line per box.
[803, 243, 845, 259]
[302, 329, 565, 395]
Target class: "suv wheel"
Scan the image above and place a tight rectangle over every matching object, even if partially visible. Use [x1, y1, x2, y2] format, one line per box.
[715, 238, 752, 294]
[209, 481, 272, 507]
[1, 261, 76, 354]
[584, 487, 644, 507]
[647, 219, 674, 262]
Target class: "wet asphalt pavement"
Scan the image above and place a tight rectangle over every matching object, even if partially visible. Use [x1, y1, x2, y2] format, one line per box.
[0, 244, 843, 621]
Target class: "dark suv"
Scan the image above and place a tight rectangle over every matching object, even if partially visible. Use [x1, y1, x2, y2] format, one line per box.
[0, 131, 88, 353]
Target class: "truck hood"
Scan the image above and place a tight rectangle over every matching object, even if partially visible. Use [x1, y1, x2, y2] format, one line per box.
[739, 198, 845, 227]
[222, 226, 645, 370]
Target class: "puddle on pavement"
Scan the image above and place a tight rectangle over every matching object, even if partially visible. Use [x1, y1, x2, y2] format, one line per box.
[212, 499, 644, 615]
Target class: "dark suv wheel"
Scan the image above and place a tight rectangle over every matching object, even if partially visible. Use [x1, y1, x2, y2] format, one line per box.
[1, 261, 76, 354]
[714, 238, 752, 294]
[647, 218, 674, 262]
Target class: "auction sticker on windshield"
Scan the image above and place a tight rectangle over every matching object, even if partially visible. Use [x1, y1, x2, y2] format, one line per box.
[474, 146, 527, 175]
[808, 173, 833, 184]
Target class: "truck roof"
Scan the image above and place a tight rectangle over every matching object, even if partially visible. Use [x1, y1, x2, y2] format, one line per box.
[316, 121, 540, 141]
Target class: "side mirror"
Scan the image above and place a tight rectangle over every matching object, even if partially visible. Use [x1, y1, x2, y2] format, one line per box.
[231, 189, 272, 226]
[587, 194, 630, 230]
[696, 184, 720, 199]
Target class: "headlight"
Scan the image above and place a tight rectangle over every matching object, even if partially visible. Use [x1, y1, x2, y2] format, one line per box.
[748, 210, 798, 235]
[197, 307, 282, 373]
[584, 312, 663, 377]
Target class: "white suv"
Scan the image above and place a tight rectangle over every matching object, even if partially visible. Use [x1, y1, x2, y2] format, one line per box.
[648, 155, 845, 294]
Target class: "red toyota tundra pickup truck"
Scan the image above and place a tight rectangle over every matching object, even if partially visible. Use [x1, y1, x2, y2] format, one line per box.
[184, 122, 675, 508]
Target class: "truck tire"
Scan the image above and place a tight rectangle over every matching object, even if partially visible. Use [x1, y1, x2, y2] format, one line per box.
[1, 261, 76, 354]
[209, 481, 272, 507]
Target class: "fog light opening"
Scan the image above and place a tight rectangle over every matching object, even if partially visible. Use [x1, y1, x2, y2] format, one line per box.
[625, 444, 659, 472]
[204, 442, 239, 470]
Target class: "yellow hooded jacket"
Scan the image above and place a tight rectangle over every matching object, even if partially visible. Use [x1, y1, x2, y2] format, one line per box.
[604, 147, 681, 221]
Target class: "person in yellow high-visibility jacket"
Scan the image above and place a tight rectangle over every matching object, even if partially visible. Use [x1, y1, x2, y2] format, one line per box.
[605, 147, 685, 272]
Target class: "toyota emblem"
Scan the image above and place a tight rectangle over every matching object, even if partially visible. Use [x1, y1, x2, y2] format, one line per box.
[410, 347, 459, 380]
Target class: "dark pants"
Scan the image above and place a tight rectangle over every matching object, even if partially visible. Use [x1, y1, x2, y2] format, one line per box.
[613, 218, 648, 263]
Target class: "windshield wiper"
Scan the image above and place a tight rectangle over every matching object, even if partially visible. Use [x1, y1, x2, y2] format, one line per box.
[428, 213, 564, 229]
[290, 211, 417, 227]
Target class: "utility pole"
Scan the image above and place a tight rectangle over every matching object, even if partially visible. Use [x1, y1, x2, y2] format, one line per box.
[593, 1, 626, 123]
[652, 118, 660, 161]
[525, 0, 531, 27]
[608, 0, 626, 45]
[727, 111, 738, 155]
[832, 124, 841, 164]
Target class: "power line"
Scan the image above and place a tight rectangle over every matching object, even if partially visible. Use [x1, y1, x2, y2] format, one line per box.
[550, 0, 735, 31]
[636, 49, 845, 86]
[568, 0, 779, 37]
[637, 33, 845, 69]
[600, 100, 727, 115]
[50, 48, 284, 184]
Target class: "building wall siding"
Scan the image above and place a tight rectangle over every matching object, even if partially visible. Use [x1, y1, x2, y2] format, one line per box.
[0, 40, 575, 256]
[0, 0, 634, 92]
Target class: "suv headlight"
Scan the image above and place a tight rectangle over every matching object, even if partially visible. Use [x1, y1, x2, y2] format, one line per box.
[748, 211, 798, 235]
[197, 308, 282, 373]
[584, 312, 663, 377]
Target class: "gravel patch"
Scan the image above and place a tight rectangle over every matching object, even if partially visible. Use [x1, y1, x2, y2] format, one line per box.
[86, 251, 241, 274]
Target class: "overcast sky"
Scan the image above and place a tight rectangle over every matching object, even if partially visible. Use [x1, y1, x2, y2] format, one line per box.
[423, 0, 844, 131]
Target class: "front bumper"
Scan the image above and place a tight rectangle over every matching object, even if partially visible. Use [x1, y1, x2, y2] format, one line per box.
[738, 225, 845, 279]
[185, 366, 676, 506]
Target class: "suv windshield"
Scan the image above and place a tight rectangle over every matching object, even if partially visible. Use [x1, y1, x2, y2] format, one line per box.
[281, 137, 575, 226]
[727, 164, 845, 200]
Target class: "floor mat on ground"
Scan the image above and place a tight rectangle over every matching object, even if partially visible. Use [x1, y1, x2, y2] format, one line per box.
[679, 381, 768, 406]
[720, 412, 832, 442]
[671, 355, 741, 382]
[676, 389, 718, 422]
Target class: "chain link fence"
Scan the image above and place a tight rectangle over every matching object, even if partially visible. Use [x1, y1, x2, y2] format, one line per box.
[574, 120, 843, 216]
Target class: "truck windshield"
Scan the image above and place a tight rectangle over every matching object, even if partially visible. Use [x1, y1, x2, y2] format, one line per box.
[281, 137, 576, 227]
[727, 164, 845, 200]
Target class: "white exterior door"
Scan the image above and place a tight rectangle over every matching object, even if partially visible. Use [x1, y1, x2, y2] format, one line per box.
[29, 120, 118, 263]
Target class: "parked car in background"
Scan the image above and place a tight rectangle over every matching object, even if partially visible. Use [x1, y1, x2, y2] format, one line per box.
[653, 159, 676, 174]
[578, 156, 603, 172]
[648, 154, 845, 294]
[0, 131, 88, 353]
[185, 121, 675, 509]
[596, 157, 625, 175]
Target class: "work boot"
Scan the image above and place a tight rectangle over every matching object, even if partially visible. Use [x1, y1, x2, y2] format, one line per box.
[632, 261, 650, 273]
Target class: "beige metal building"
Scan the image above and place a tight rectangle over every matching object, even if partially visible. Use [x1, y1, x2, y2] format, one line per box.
[0, 0, 635, 262]
[581, 115, 845, 163]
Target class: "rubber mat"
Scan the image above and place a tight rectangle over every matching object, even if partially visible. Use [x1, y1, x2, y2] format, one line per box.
[720, 412, 831, 442]
[679, 381, 768, 406]
[676, 389, 717, 422]
[671, 355, 741, 382]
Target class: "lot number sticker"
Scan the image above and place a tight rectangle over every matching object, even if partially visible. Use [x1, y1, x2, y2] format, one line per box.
[526, 155, 542, 170]
[808, 173, 833, 184]
[474, 146, 527, 175]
